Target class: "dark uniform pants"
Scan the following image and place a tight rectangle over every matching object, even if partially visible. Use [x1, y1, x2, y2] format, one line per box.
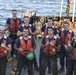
[16, 54, 34, 75]
[59, 47, 69, 68]
[66, 58, 76, 75]
[0, 56, 7, 75]
[39, 54, 58, 75]
[9, 33, 18, 57]
[33, 53, 38, 67]
[39, 46, 51, 70]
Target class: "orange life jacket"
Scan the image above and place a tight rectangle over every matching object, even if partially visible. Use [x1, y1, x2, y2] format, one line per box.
[43, 36, 57, 56]
[18, 37, 32, 56]
[10, 18, 20, 32]
[0, 39, 7, 57]
[61, 30, 72, 46]
[69, 41, 76, 60]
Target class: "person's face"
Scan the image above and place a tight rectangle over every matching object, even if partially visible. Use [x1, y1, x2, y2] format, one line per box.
[63, 23, 69, 30]
[23, 29, 29, 37]
[0, 28, 4, 36]
[47, 19, 53, 26]
[24, 17, 29, 25]
[12, 11, 17, 17]
[48, 28, 54, 35]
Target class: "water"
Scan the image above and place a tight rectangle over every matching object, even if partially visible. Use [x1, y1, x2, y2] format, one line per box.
[0, 0, 76, 25]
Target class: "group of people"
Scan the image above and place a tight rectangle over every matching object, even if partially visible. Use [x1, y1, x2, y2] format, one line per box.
[0, 9, 76, 75]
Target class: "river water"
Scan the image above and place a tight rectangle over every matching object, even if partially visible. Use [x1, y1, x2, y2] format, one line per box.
[0, 0, 76, 25]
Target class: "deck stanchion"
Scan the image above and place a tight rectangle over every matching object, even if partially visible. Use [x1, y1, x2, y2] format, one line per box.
[60, 0, 63, 19]
[72, 0, 76, 22]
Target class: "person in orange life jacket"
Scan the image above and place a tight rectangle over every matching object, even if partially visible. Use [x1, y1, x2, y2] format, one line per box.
[14, 28, 36, 75]
[41, 18, 58, 36]
[0, 26, 12, 75]
[58, 21, 74, 73]
[17, 16, 39, 71]
[39, 18, 58, 73]
[66, 34, 76, 75]
[5, 10, 22, 57]
[17, 16, 37, 37]
[39, 27, 60, 75]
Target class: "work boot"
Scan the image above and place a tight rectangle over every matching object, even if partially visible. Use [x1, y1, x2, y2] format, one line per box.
[48, 69, 51, 74]
[24, 66, 26, 70]
[58, 67, 64, 73]
[34, 65, 39, 71]
[10, 67, 17, 75]
[7, 57, 13, 62]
